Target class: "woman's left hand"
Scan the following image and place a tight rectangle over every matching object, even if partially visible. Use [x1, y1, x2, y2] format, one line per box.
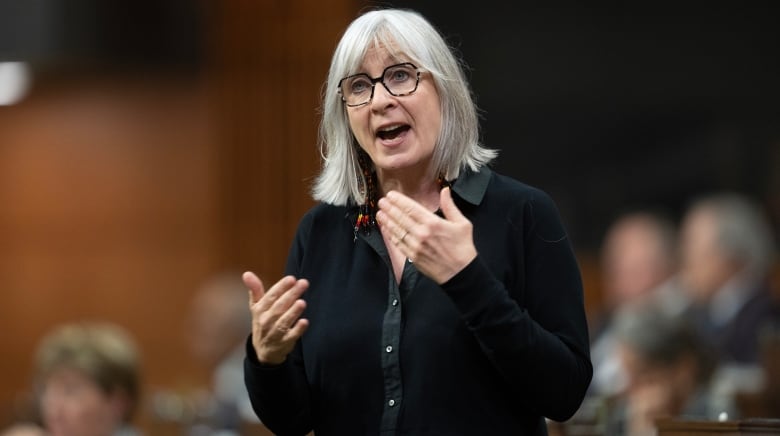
[376, 187, 477, 284]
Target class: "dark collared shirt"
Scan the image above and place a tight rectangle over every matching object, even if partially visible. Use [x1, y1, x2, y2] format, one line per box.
[245, 167, 592, 436]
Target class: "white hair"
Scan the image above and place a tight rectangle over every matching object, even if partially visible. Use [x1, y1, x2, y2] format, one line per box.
[312, 8, 497, 205]
[693, 193, 776, 279]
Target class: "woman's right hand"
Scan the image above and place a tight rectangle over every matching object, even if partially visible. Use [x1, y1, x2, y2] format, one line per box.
[243, 271, 309, 365]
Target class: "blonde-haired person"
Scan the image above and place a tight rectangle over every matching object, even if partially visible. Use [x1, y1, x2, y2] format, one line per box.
[28, 322, 141, 436]
[243, 8, 592, 435]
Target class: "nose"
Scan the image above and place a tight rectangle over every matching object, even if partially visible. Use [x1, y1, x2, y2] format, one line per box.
[369, 82, 395, 112]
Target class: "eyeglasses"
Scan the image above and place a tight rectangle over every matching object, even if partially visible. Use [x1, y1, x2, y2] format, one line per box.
[337, 62, 420, 107]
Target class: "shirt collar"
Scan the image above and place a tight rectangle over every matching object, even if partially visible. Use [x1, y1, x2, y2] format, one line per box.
[345, 165, 493, 229]
[451, 165, 492, 206]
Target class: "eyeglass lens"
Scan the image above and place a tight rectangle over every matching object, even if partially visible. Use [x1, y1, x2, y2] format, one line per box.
[340, 63, 418, 106]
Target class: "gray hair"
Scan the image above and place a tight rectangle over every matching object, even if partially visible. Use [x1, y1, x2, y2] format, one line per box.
[313, 8, 497, 205]
[614, 303, 716, 384]
[691, 193, 775, 280]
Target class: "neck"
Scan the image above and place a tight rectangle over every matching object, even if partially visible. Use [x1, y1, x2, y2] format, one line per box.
[352, 164, 448, 240]
[377, 167, 440, 211]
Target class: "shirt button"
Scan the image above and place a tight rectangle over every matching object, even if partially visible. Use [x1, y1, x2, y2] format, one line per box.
[388, 399, 396, 407]
[392, 299, 398, 306]
[386, 345, 393, 353]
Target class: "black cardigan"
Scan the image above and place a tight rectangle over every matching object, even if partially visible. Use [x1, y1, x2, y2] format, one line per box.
[245, 167, 592, 435]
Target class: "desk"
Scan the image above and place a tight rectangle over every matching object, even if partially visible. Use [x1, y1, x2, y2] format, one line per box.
[656, 418, 780, 436]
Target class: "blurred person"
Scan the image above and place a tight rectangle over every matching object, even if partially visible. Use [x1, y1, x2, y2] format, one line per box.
[242, 8, 592, 436]
[589, 210, 682, 397]
[599, 211, 678, 313]
[678, 192, 779, 365]
[0, 424, 46, 436]
[185, 272, 258, 434]
[606, 303, 723, 436]
[1, 322, 142, 436]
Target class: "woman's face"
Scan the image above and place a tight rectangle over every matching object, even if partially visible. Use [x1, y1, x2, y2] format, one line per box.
[40, 367, 125, 436]
[346, 46, 442, 179]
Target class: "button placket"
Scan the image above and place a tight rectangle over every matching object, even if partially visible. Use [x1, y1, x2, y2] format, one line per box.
[379, 273, 403, 431]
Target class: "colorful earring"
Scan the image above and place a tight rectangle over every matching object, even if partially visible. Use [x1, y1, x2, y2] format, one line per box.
[353, 152, 377, 241]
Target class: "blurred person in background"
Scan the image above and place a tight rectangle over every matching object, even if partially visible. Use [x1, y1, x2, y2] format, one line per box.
[589, 210, 682, 398]
[677, 193, 780, 418]
[678, 193, 779, 365]
[1, 322, 142, 436]
[0, 424, 45, 436]
[606, 303, 723, 436]
[185, 272, 258, 434]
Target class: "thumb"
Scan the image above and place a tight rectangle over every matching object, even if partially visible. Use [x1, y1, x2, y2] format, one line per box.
[243, 271, 266, 305]
[439, 187, 465, 221]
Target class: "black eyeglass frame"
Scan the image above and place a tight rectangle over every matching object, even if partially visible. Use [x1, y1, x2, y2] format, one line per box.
[337, 62, 421, 107]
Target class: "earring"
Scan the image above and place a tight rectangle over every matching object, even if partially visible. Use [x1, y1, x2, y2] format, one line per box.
[353, 151, 377, 241]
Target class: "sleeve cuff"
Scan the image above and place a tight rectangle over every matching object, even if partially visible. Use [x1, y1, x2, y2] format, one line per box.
[440, 255, 506, 322]
[244, 334, 286, 370]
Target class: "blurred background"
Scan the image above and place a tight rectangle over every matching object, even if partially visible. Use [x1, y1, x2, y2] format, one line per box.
[0, 0, 777, 434]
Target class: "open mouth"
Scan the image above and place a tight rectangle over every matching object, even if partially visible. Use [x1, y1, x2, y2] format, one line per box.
[377, 124, 410, 141]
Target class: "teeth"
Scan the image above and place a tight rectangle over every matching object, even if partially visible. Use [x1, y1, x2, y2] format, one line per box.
[379, 124, 403, 132]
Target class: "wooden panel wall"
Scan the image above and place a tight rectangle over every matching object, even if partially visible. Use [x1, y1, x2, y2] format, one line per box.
[211, 0, 358, 277]
[0, 74, 218, 424]
[0, 0, 358, 431]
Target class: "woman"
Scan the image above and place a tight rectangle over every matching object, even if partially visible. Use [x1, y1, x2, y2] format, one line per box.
[244, 8, 592, 435]
[4, 322, 142, 436]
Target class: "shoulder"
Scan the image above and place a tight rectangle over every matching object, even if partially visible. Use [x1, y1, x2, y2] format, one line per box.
[454, 166, 552, 208]
[483, 170, 560, 219]
[298, 203, 350, 231]
[483, 169, 567, 241]
[287, 202, 352, 267]
[298, 202, 348, 226]
[488, 170, 554, 204]
[291, 202, 351, 242]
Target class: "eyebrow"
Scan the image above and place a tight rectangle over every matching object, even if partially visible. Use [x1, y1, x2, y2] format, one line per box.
[353, 59, 412, 78]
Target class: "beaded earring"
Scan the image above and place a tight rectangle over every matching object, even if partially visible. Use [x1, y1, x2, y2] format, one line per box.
[436, 173, 452, 190]
[351, 150, 452, 241]
[353, 151, 377, 240]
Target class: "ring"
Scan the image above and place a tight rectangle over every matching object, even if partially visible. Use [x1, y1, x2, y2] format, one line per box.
[400, 231, 408, 242]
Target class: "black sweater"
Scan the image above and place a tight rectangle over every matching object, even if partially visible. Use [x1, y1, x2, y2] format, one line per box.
[245, 167, 592, 435]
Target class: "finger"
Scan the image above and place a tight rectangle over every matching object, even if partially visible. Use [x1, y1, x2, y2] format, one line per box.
[376, 210, 403, 238]
[269, 278, 309, 314]
[378, 193, 427, 245]
[274, 298, 308, 337]
[287, 317, 310, 339]
[379, 191, 427, 225]
[376, 210, 407, 243]
[262, 275, 302, 306]
[243, 271, 266, 305]
[274, 317, 310, 348]
[439, 187, 464, 221]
